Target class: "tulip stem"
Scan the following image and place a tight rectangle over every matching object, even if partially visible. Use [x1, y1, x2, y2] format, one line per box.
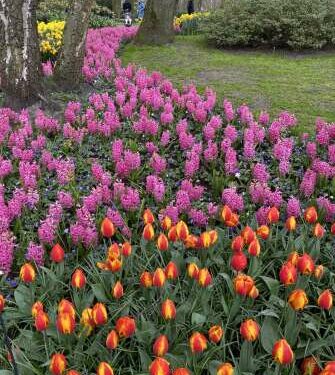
[0, 313, 19, 375]
[43, 330, 49, 359]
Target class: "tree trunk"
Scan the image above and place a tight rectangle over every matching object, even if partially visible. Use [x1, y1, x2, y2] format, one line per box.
[0, 0, 42, 108]
[135, 0, 178, 45]
[112, 0, 121, 17]
[54, 0, 94, 90]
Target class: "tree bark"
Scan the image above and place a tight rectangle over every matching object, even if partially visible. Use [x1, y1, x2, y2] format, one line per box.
[54, 0, 94, 90]
[135, 0, 178, 45]
[112, 0, 121, 17]
[0, 0, 42, 108]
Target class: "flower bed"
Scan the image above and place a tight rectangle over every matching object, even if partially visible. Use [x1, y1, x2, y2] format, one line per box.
[174, 12, 210, 34]
[0, 25, 335, 375]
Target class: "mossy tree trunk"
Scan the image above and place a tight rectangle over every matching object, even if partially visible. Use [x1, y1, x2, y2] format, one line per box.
[135, 0, 178, 45]
[0, 0, 42, 108]
[54, 0, 94, 90]
[112, 0, 121, 17]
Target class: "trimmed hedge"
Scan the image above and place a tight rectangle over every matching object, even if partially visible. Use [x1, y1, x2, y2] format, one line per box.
[201, 0, 335, 50]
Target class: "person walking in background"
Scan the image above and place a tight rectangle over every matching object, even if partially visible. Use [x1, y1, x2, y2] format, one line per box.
[123, 0, 132, 14]
[187, 0, 195, 14]
[137, 0, 145, 20]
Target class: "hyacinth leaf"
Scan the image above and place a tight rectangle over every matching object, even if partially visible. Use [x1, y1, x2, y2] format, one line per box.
[239, 340, 254, 373]
[259, 276, 280, 296]
[260, 317, 280, 354]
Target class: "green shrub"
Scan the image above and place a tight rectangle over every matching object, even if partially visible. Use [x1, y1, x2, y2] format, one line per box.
[201, 0, 335, 50]
[37, 0, 69, 21]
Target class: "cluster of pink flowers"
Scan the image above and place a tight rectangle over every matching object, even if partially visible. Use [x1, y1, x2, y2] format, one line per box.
[0, 26, 334, 274]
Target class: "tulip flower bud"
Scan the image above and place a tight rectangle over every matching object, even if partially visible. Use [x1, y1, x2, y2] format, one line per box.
[288, 289, 308, 311]
[58, 299, 75, 319]
[143, 223, 155, 241]
[50, 353, 67, 375]
[279, 262, 297, 286]
[208, 325, 223, 344]
[161, 216, 172, 231]
[140, 271, 153, 287]
[20, 263, 36, 283]
[97, 362, 114, 375]
[285, 216, 297, 231]
[67, 371, 81, 375]
[198, 268, 212, 287]
[240, 319, 260, 341]
[0, 294, 4, 313]
[112, 281, 124, 299]
[168, 226, 178, 242]
[176, 220, 189, 241]
[241, 226, 256, 245]
[152, 334, 169, 357]
[248, 238, 261, 256]
[80, 308, 95, 334]
[143, 208, 155, 224]
[217, 363, 234, 375]
[56, 312, 76, 334]
[187, 263, 199, 279]
[161, 299, 176, 320]
[108, 243, 120, 260]
[221, 205, 233, 222]
[331, 223, 335, 235]
[35, 311, 49, 332]
[115, 316, 136, 338]
[304, 206, 318, 224]
[185, 234, 199, 249]
[199, 231, 212, 248]
[314, 265, 324, 280]
[71, 269, 86, 289]
[92, 303, 108, 326]
[233, 274, 254, 297]
[272, 339, 294, 365]
[50, 243, 65, 263]
[31, 301, 44, 317]
[153, 268, 166, 287]
[287, 251, 299, 266]
[106, 330, 119, 350]
[121, 242, 132, 257]
[189, 332, 207, 353]
[149, 358, 170, 375]
[231, 235, 244, 252]
[226, 213, 239, 227]
[209, 230, 218, 245]
[268, 207, 280, 223]
[300, 357, 321, 375]
[248, 285, 259, 299]
[231, 252, 248, 272]
[173, 369, 190, 375]
[297, 253, 315, 275]
[324, 362, 335, 372]
[157, 233, 169, 251]
[165, 261, 179, 280]
[313, 223, 325, 238]
[257, 225, 270, 240]
[318, 289, 333, 310]
[101, 218, 115, 238]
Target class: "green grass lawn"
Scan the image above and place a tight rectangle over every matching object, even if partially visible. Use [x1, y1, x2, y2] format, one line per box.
[122, 35, 335, 132]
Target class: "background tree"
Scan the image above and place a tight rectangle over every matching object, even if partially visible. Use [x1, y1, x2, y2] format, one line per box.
[0, 0, 42, 108]
[112, 0, 121, 17]
[135, 0, 179, 45]
[54, 0, 95, 89]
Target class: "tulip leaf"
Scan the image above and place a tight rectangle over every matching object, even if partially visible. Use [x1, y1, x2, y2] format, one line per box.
[239, 341, 254, 372]
[295, 334, 335, 359]
[261, 317, 280, 354]
[91, 283, 109, 303]
[259, 276, 280, 296]
[0, 371, 14, 375]
[208, 360, 223, 375]
[14, 285, 33, 314]
[284, 309, 299, 346]
[310, 240, 320, 260]
[191, 312, 207, 325]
